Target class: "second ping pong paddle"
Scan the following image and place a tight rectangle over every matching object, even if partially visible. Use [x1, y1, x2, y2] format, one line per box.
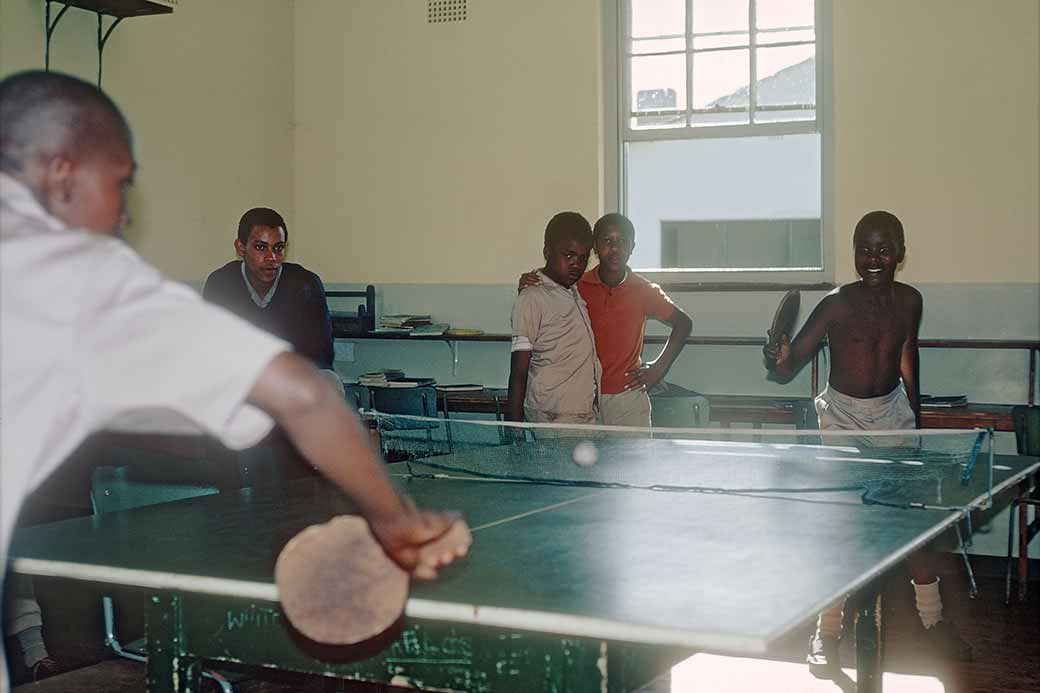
[768, 290, 800, 346]
[275, 515, 471, 645]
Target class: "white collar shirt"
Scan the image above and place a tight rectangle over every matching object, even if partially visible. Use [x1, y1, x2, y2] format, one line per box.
[0, 173, 290, 684]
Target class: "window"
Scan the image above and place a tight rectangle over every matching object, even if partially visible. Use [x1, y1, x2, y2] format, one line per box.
[605, 0, 831, 284]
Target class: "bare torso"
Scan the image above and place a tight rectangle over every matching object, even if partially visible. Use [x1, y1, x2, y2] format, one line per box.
[824, 282, 920, 398]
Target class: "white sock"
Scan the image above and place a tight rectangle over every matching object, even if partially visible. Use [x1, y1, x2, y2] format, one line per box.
[816, 597, 846, 638]
[912, 578, 943, 629]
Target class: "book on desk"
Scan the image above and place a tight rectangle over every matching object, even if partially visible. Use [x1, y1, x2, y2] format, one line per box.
[920, 394, 968, 408]
[382, 378, 436, 388]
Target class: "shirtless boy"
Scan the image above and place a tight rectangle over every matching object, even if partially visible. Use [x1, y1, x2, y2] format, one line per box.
[766, 210, 971, 672]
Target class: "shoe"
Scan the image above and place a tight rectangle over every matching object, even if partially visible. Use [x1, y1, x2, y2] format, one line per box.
[806, 631, 840, 677]
[30, 656, 61, 682]
[922, 620, 973, 662]
[3, 637, 50, 685]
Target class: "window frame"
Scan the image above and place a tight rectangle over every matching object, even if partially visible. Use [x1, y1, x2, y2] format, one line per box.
[602, 0, 834, 289]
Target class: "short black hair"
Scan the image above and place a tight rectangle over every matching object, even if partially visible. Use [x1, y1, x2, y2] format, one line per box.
[0, 70, 130, 174]
[854, 210, 905, 247]
[593, 213, 635, 242]
[237, 207, 288, 244]
[544, 211, 592, 249]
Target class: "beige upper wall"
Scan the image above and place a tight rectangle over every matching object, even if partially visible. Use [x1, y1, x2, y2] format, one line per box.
[0, 0, 294, 282]
[293, 0, 602, 283]
[3, 1, 1035, 285]
[295, 0, 1038, 285]
[832, 0, 1039, 284]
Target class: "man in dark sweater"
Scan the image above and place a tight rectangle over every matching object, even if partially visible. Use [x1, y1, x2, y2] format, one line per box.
[203, 207, 334, 370]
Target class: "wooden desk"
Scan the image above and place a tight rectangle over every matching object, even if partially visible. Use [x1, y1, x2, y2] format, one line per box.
[436, 389, 1018, 431]
[438, 388, 507, 418]
[705, 395, 1017, 432]
[348, 334, 1036, 431]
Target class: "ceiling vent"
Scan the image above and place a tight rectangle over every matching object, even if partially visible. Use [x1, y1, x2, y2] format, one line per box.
[428, 0, 466, 24]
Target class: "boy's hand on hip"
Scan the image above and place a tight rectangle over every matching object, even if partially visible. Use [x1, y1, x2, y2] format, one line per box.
[624, 361, 667, 391]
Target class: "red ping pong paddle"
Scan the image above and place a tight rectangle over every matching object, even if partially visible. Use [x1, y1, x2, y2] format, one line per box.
[275, 515, 471, 645]
[768, 290, 800, 346]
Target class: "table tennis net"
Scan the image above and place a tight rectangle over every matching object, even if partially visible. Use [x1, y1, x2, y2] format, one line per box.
[368, 413, 993, 510]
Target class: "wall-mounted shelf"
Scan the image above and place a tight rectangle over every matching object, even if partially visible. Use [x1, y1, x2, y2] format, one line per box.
[55, 1, 173, 17]
[43, 0, 174, 85]
[341, 332, 1039, 404]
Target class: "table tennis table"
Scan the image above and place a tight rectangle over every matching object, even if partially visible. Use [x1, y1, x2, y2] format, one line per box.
[8, 430, 1039, 693]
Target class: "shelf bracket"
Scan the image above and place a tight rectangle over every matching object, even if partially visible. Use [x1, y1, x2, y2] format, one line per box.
[44, 1, 72, 71]
[43, 2, 127, 87]
[445, 340, 459, 377]
[96, 12, 124, 87]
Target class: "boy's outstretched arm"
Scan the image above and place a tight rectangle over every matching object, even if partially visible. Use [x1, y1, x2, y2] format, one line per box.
[248, 352, 466, 578]
[506, 350, 533, 422]
[764, 296, 834, 379]
[899, 289, 924, 427]
[625, 306, 692, 390]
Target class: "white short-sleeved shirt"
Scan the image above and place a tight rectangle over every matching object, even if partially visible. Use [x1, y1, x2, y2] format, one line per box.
[510, 270, 600, 417]
[0, 174, 291, 652]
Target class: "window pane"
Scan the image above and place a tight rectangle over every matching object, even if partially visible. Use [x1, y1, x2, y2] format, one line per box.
[631, 53, 687, 112]
[660, 219, 822, 269]
[692, 49, 749, 110]
[691, 110, 749, 127]
[757, 28, 815, 45]
[631, 0, 684, 38]
[754, 107, 814, 123]
[755, 44, 815, 110]
[631, 37, 686, 55]
[756, 0, 814, 30]
[692, 33, 749, 50]
[692, 0, 748, 34]
[632, 84, 686, 129]
[625, 134, 821, 270]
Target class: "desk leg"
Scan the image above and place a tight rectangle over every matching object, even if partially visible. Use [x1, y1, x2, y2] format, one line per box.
[1018, 494, 1030, 602]
[854, 580, 884, 693]
[146, 591, 200, 693]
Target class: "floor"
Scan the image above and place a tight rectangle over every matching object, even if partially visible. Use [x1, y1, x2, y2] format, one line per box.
[9, 556, 1038, 693]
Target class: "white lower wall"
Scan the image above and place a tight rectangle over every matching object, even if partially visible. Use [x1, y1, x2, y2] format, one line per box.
[328, 280, 1039, 400]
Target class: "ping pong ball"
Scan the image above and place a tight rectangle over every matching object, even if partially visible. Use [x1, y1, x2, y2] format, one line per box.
[572, 441, 598, 467]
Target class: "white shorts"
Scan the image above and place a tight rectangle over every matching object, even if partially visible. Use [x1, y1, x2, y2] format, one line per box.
[599, 390, 652, 428]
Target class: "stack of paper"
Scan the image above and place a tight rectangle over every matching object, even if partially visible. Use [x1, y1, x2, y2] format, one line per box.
[408, 323, 450, 337]
[380, 314, 432, 329]
[358, 369, 405, 387]
[920, 394, 968, 408]
[435, 383, 483, 392]
[384, 377, 436, 388]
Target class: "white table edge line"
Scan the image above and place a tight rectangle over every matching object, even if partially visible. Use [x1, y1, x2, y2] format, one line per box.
[404, 598, 766, 652]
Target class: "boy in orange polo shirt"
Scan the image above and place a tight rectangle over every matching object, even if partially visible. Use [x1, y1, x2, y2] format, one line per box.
[520, 213, 692, 426]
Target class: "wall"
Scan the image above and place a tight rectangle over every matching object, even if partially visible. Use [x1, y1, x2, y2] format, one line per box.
[311, 0, 1038, 400]
[292, 0, 603, 284]
[0, 0, 295, 281]
[300, 1, 1039, 458]
[3, 1, 1035, 556]
[832, 0, 1039, 285]
[293, 0, 1038, 289]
